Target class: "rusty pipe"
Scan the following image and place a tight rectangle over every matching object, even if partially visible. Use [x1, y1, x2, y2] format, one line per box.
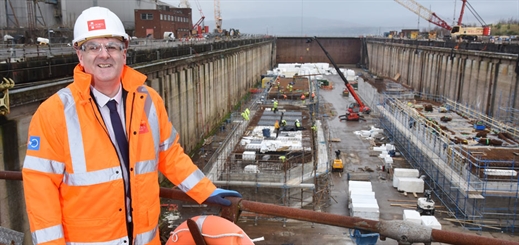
[3, 171, 518, 245]
[0, 170, 22, 180]
[232, 197, 519, 245]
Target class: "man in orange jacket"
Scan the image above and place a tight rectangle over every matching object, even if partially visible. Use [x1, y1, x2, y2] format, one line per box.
[22, 6, 240, 245]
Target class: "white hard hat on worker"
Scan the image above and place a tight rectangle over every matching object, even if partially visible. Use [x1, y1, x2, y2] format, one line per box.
[72, 6, 129, 48]
[73, 6, 128, 96]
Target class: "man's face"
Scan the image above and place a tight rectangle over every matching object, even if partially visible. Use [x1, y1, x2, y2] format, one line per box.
[76, 38, 127, 86]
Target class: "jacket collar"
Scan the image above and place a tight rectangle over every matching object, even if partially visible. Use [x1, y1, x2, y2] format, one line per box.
[72, 64, 148, 99]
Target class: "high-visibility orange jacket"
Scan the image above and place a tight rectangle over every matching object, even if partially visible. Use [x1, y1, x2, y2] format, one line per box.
[22, 64, 216, 245]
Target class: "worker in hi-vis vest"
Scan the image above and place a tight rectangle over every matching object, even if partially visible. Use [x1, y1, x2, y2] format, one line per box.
[22, 6, 241, 245]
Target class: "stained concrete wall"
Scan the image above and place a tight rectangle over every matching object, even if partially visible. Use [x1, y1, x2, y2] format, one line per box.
[367, 40, 519, 118]
[0, 41, 274, 243]
[276, 37, 361, 65]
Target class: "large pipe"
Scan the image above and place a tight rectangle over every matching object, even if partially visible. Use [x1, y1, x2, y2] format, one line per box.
[213, 180, 315, 189]
[3, 171, 519, 245]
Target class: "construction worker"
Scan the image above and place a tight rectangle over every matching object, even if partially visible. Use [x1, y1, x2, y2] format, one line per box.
[273, 99, 278, 113]
[295, 119, 301, 129]
[311, 123, 317, 132]
[311, 91, 315, 101]
[282, 93, 287, 100]
[274, 120, 280, 132]
[288, 84, 293, 92]
[21, 7, 241, 245]
[279, 155, 286, 163]
[281, 119, 287, 127]
[301, 93, 306, 105]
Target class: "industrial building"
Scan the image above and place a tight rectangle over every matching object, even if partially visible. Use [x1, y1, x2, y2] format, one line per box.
[0, 0, 191, 43]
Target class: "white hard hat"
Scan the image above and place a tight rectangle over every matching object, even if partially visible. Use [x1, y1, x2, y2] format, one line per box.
[72, 6, 129, 48]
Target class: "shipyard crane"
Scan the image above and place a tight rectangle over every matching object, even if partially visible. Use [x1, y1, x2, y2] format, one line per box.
[192, 0, 206, 38]
[214, 0, 223, 33]
[394, 0, 490, 41]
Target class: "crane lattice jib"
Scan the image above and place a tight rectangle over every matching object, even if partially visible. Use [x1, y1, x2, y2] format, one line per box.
[394, 0, 452, 30]
[214, 0, 222, 31]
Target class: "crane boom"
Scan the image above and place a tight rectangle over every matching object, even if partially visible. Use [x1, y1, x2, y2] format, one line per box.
[457, 0, 467, 26]
[192, 0, 205, 38]
[307, 37, 370, 118]
[214, 0, 222, 33]
[394, 0, 452, 30]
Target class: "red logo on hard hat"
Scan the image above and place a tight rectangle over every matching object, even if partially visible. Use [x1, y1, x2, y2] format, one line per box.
[88, 19, 106, 31]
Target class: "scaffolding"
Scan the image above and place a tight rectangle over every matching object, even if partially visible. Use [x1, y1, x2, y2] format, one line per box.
[375, 93, 519, 232]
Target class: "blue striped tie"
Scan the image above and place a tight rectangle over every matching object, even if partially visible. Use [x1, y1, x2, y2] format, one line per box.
[106, 100, 129, 167]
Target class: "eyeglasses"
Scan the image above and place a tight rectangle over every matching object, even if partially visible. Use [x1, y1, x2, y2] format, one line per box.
[80, 42, 125, 54]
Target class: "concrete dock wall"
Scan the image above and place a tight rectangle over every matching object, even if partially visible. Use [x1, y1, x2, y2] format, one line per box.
[367, 40, 519, 119]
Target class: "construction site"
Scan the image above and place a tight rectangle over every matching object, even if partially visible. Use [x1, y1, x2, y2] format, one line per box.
[199, 64, 329, 210]
[160, 61, 519, 243]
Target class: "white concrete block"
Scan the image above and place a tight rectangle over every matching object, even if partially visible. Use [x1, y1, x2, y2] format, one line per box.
[351, 202, 379, 213]
[243, 151, 256, 160]
[350, 191, 376, 198]
[349, 196, 377, 209]
[394, 168, 419, 177]
[393, 168, 420, 187]
[384, 156, 393, 164]
[397, 178, 424, 193]
[352, 211, 380, 221]
[348, 181, 373, 195]
[349, 181, 372, 190]
[421, 216, 442, 230]
[403, 210, 421, 224]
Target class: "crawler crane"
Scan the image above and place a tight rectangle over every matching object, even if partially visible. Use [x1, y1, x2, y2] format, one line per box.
[394, 0, 490, 41]
[306, 37, 370, 121]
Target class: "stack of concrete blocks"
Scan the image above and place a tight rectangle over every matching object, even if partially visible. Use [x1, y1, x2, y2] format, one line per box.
[403, 209, 421, 224]
[421, 216, 442, 230]
[373, 143, 395, 169]
[393, 168, 424, 193]
[348, 181, 379, 221]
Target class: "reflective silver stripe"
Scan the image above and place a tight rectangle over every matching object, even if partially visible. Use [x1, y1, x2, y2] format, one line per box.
[32, 224, 63, 244]
[63, 166, 122, 186]
[159, 126, 177, 152]
[195, 215, 208, 229]
[58, 88, 87, 173]
[66, 236, 128, 245]
[134, 159, 157, 175]
[178, 169, 206, 193]
[138, 86, 160, 155]
[23, 155, 65, 174]
[134, 225, 158, 245]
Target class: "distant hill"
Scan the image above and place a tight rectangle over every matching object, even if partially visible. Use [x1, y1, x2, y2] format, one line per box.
[491, 21, 519, 36]
[204, 16, 392, 37]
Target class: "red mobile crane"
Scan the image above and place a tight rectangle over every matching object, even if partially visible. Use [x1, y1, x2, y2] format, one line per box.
[307, 37, 370, 121]
[192, 0, 206, 38]
[394, 0, 490, 41]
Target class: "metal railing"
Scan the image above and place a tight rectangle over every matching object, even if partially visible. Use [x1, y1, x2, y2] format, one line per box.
[1, 170, 518, 245]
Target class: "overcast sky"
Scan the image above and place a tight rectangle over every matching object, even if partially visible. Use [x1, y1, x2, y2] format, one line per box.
[163, 0, 519, 36]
